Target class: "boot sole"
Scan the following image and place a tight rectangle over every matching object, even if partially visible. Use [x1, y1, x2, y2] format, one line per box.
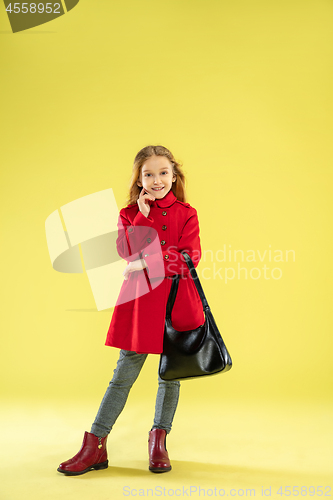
[57, 460, 108, 476]
[149, 465, 172, 473]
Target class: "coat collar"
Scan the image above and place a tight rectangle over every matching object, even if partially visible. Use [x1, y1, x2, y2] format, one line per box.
[153, 188, 177, 208]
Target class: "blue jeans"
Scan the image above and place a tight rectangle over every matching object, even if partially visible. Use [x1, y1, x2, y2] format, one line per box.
[90, 349, 180, 438]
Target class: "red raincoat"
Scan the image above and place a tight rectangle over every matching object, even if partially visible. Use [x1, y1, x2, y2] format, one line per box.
[105, 188, 205, 354]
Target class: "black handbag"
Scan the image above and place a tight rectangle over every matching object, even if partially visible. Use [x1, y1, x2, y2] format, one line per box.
[158, 252, 232, 381]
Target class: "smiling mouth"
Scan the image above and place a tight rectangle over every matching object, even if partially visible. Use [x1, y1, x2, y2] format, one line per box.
[152, 187, 164, 191]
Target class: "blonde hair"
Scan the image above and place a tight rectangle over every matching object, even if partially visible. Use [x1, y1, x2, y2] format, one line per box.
[125, 145, 187, 206]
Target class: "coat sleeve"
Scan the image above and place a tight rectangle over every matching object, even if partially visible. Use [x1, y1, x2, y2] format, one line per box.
[116, 207, 156, 262]
[143, 208, 202, 278]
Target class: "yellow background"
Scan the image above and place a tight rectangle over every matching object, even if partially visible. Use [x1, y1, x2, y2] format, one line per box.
[0, 0, 332, 498]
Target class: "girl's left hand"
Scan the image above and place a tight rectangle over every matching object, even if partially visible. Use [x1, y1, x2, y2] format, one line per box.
[123, 259, 146, 280]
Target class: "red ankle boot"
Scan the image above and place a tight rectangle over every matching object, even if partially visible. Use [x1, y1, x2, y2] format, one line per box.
[57, 431, 108, 476]
[148, 428, 172, 473]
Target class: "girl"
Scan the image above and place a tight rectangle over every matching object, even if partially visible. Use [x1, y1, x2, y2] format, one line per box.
[57, 145, 205, 476]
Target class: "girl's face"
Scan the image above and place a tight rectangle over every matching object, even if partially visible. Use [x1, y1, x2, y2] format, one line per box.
[137, 155, 176, 198]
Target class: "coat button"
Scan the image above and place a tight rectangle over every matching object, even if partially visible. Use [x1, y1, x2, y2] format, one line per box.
[162, 211, 167, 216]
[161, 240, 166, 245]
[164, 254, 169, 260]
[162, 225, 167, 230]
[144, 254, 149, 257]
[147, 237, 151, 243]
[128, 227, 134, 233]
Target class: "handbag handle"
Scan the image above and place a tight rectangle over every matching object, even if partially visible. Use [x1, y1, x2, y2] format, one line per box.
[182, 252, 210, 312]
[165, 252, 210, 318]
[165, 275, 179, 318]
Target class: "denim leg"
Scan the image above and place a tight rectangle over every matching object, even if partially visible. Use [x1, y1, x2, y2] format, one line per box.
[91, 349, 148, 438]
[151, 372, 180, 435]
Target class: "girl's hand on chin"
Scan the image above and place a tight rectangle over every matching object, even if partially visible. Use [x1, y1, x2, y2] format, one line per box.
[123, 259, 146, 280]
[137, 187, 155, 218]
